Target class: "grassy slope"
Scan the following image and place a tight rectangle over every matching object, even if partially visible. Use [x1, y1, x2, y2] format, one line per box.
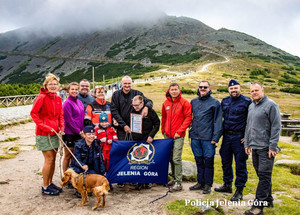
[130, 59, 300, 214]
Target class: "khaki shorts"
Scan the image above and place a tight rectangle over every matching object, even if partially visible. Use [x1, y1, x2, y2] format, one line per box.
[36, 135, 59, 151]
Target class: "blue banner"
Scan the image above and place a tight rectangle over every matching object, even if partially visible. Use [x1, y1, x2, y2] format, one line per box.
[106, 139, 173, 184]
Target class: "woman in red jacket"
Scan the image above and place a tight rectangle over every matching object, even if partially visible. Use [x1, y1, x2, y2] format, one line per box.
[31, 73, 65, 196]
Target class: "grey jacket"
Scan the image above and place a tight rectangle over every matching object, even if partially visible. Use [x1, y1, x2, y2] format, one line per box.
[244, 96, 281, 151]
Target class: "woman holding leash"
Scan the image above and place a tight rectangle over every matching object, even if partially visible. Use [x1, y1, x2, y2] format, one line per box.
[62, 82, 84, 173]
[31, 73, 64, 196]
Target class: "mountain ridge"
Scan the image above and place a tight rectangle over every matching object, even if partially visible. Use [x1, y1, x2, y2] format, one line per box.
[0, 15, 298, 84]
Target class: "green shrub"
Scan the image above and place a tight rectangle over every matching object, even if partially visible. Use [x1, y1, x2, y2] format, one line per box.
[0, 55, 7, 60]
[145, 83, 152, 86]
[217, 87, 228, 92]
[0, 83, 41, 96]
[280, 87, 300, 94]
[265, 79, 275, 83]
[181, 87, 196, 95]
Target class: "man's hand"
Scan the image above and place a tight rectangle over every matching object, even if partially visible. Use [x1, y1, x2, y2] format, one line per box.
[269, 150, 278, 158]
[124, 125, 131, 133]
[141, 107, 148, 118]
[241, 138, 245, 144]
[211, 141, 217, 144]
[113, 118, 119, 126]
[174, 133, 180, 139]
[59, 131, 65, 135]
[107, 139, 112, 144]
[82, 165, 88, 171]
[245, 147, 251, 155]
[146, 136, 153, 143]
[100, 137, 107, 142]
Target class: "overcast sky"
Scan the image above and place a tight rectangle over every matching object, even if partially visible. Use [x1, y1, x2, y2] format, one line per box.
[0, 0, 299, 57]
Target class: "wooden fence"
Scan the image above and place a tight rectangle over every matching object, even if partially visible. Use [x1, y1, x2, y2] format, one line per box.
[0, 94, 38, 107]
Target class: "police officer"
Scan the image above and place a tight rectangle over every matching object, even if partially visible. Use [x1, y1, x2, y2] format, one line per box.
[214, 79, 251, 201]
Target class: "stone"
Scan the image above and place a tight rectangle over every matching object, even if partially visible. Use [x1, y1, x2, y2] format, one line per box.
[275, 159, 300, 165]
[169, 160, 197, 177]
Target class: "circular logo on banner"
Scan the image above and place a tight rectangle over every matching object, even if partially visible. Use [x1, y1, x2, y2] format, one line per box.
[127, 142, 155, 164]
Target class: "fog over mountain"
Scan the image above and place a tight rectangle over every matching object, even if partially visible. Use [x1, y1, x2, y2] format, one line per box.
[1, 0, 299, 57]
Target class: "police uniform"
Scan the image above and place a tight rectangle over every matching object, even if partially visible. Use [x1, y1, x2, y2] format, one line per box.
[215, 80, 251, 201]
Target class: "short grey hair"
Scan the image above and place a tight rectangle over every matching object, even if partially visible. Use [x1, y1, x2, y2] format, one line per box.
[121, 75, 132, 83]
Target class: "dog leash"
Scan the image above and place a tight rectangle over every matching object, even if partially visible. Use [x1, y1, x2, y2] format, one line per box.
[48, 133, 64, 178]
[149, 191, 169, 204]
[51, 129, 85, 170]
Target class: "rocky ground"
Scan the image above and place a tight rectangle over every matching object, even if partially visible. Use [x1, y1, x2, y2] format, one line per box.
[1, 121, 291, 215]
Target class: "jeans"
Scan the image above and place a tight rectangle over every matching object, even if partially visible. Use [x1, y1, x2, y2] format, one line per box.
[252, 147, 274, 205]
[191, 139, 216, 187]
[164, 134, 184, 184]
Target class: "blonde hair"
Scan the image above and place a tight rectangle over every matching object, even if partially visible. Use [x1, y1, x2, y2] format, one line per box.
[43, 73, 60, 89]
[67, 82, 79, 92]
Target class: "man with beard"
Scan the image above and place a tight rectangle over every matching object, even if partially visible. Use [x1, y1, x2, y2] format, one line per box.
[189, 80, 222, 194]
[78, 79, 95, 110]
[214, 80, 251, 201]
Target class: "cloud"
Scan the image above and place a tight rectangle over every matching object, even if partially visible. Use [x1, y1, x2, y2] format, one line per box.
[0, 0, 299, 56]
[0, 0, 165, 35]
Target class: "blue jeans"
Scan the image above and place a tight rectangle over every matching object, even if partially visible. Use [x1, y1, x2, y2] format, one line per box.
[191, 139, 216, 187]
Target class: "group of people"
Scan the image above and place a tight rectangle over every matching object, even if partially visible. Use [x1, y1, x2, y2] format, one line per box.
[31, 73, 281, 215]
[160, 79, 280, 215]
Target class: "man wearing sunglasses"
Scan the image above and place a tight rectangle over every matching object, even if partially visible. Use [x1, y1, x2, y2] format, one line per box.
[189, 80, 223, 194]
[214, 79, 251, 202]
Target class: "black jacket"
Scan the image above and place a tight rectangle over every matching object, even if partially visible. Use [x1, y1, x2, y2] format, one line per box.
[131, 106, 160, 141]
[111, 89, 153, 140]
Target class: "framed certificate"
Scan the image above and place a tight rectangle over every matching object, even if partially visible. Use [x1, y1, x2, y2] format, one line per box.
[130, 113, 143, 134]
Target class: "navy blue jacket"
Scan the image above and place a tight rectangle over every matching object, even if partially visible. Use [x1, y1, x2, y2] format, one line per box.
[189, 90, 223, 142]
[70, 138, 105, 175]
[78, 93, 95, 110]
[221, 94, 251, 133]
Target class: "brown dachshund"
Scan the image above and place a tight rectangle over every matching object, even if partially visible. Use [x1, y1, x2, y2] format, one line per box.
[61, 168, 110, 210]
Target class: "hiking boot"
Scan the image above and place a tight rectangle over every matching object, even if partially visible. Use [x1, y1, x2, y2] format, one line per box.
[48, 183, 63, 193]
[66, 183, 74, 189]
[74, 191, 82, 198]
[145, 183, 152, 189]
[167, 180, 175, 187]
[169, 183, 182, 192]
[214, 183, 232, 193]
[189, 183, 204, 191]
[135, 183, 143, 190]
[266, 201, 273, 208]
[117, 183, 125, 188]
[202, 184, 211, 194]
[245, 206, 264, 215]
[109, 183, 114, 192]
[230, 187, 243, 201]
[41, 186, 59, 196]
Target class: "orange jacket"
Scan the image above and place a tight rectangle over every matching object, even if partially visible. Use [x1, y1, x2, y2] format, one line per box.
[31, 88, 64, 136]
[85, 98, 112, 126]
[161, 90, 192, 138]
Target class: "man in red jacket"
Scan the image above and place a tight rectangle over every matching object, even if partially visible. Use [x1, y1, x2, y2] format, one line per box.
[161, 83, 192, 192]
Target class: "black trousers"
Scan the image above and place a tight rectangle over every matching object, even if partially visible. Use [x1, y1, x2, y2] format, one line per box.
[252, 147, 274, 205]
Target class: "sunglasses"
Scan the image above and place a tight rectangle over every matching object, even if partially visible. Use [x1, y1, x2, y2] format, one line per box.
[199, 86, 209, 89]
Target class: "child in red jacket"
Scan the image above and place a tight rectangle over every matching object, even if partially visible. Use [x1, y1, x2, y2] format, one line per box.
[95, 112, 118, 171]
